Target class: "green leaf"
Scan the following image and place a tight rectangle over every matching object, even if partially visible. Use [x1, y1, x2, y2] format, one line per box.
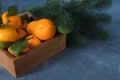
[0, 42, 12, 48]
[9, 39, 28, 56]
[57, 26, 70, 33]
[8, 5, 18, 16]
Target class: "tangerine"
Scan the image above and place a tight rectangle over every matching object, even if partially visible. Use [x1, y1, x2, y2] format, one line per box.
[27, 18, 56, 40]
[17, 29, 28, 40]
[0, 24, 18, 42]
[26, 35, 42, 49]
[1, 11, 22, 29]
[34, 18, 56, 40]
[26, 21, 37, 34]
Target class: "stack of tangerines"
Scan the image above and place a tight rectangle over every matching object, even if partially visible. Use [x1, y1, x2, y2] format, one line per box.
[0, 10, 56, 56]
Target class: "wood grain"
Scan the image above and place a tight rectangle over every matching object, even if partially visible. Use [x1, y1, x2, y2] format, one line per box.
[0, 34, 66, 77]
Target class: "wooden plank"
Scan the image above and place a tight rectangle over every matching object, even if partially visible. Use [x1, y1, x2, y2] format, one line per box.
[0, 34, 66, 77]
[0, 49, 16, 76]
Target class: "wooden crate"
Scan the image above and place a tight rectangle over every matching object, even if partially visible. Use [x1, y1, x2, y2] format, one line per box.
[0, 12, 66, 77]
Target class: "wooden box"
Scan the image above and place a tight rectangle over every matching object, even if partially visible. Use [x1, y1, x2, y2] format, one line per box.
[0, 12, 66, 77]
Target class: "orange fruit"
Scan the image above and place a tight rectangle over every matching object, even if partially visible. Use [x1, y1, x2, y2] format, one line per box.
[0, 24, 18, 42]
[26, 21, 37, 34]
[27, 18, 56, 40]
[34, 18, 56, 40]
[1, 11, 22, 29]
[17, 29, 28, 40]
[26, 35, 42, 49]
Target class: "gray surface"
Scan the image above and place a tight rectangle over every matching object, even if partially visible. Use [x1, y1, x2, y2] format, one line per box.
[0, 0, 120, 80]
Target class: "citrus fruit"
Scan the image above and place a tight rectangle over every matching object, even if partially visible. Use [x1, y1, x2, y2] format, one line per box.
[32, 18, 56, 40]
[0, 24, 18, 42]
[26, 21, 37, 34]
[17, 29, 28, 40]
[1, 11, 22, 29]
[26, 18, 56, 40]
[26, 35, 42, 49]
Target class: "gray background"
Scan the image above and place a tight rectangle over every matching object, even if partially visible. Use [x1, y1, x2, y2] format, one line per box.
[0, 0, 120, 80]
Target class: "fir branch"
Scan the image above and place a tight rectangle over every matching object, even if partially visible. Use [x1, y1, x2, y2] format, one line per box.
[64, 0, 112, 12]
[94, 0, 112, 10]
[56, 10, 74, 33]
[89, 29, 110, 40]
[67, 33, 85, 48]
[79, 10, 112, 27]
[64, 0, 98, 12]
[26, 0, 112, 48]
[94, 12, 112, 26]
[64, 0, 85, 9]
[69, 10, 111, 32]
